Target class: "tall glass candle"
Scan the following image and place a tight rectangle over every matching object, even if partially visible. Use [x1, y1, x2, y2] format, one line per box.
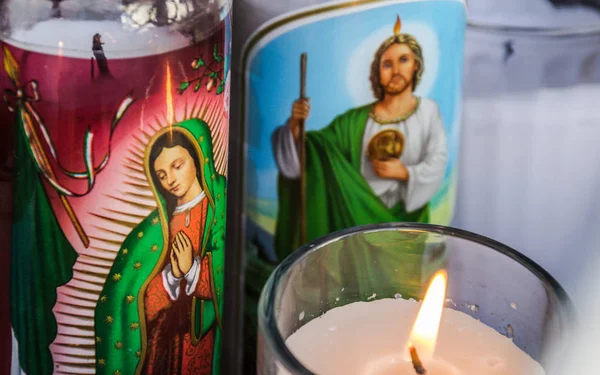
[0, 1, 231, 374]
[453, 3, 600, 307]
[230, 1, 467, 371]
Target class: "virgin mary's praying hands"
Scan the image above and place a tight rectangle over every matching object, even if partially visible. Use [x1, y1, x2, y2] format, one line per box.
[170, 231, 194, 278]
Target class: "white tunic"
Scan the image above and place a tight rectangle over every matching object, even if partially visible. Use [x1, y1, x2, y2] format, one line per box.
[272, 97, 448, 212]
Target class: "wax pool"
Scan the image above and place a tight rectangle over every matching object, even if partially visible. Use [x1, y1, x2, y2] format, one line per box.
[284, 298, 545, 375]
[8, 19, 190, 58]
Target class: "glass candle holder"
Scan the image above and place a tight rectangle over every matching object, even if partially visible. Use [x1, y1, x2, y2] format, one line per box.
[257, 223, 574, 374]
[1, 1, 232, 374]
[453, 18, 600, 303]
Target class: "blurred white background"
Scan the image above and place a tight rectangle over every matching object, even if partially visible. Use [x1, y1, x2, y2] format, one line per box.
[453, 0, 600, 307]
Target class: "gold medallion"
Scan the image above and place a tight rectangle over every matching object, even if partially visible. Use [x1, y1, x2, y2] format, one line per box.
[366, 129, 405, 160]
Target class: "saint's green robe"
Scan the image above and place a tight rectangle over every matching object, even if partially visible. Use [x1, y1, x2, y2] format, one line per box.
[275, 104, 428, 259]
[94, 119, 226, 375]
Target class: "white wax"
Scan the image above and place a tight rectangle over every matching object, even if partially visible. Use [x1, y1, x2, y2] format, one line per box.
[284, 298, 544, 375]
[7, 19, 190, 58]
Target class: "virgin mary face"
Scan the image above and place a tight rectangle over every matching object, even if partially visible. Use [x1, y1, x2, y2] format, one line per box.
[153, 145, 198, 199]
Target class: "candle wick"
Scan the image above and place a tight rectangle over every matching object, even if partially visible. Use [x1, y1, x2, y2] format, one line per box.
[408, 345, 427, 375]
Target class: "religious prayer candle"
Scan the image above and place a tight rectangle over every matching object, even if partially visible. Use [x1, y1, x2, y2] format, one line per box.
[232, 0, 466, 369]
[257, 224, 573, 375]
[1, 1, 231, 374]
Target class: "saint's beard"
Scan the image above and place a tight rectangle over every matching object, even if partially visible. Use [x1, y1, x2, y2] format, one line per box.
[382, 75, 413, 96]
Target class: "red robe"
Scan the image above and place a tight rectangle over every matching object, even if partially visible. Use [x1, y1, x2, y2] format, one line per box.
[142, 198, 215, 374]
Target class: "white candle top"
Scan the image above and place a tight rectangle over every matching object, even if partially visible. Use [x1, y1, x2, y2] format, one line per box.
[6, 19, 190, 58]
[284, 298, 545, 375]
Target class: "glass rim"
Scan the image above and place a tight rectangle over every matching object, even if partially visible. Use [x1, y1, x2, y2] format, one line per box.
[466, 20, 600, 38]
[0, 20, 224, 59]
[0, 34, 190, 58]
[258, 222, 575, 375]
[0, 0, 233, 58]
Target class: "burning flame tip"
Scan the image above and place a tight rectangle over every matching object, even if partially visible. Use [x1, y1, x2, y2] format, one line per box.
[433, 269, 448, 282]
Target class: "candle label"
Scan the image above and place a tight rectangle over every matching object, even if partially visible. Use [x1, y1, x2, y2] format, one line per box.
[242, 2, 465, 282]
[1, 15, 230, 375]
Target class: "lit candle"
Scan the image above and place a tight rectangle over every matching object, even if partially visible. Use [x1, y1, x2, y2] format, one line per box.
[284, 271, 545, 375]
[401, 270, 461, 374]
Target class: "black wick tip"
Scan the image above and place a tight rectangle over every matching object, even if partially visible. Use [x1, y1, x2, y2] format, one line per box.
[409, 345, 427, 374]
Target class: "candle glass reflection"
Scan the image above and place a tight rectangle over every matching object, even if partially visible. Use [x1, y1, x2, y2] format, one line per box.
[257, 223, 574, 375]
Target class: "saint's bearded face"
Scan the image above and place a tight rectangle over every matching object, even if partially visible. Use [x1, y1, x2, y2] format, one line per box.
[378, 43, 419, 96]
[153, 145, 198, 199]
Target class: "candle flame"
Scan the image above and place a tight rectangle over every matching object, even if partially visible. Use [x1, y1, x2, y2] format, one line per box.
[166, 61, 174, 127]
[394, 15, 402, 36]
[407, 270, 447, 361]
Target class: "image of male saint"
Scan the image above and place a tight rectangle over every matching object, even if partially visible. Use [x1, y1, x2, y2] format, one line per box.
[271, 16, 448, 258]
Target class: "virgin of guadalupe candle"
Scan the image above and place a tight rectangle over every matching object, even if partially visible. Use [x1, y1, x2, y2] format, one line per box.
[232, 0, 466, 369]
[0, 1, 231, 374]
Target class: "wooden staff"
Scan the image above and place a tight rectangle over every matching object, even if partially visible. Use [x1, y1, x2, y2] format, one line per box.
[298, 54, 328, 305]
[299, 53, 307, 245]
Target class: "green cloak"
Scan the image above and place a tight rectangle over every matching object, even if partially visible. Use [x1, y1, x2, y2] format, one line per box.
[11, 106, 78, 375]
[94, 119, 226, 375]
[275, 104, 428, 260]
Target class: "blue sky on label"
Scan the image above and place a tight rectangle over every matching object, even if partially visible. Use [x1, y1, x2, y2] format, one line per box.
[246, 0, 466, 200]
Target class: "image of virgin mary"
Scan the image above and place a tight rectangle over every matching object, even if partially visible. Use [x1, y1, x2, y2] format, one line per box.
[94, 119, 226, 375]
